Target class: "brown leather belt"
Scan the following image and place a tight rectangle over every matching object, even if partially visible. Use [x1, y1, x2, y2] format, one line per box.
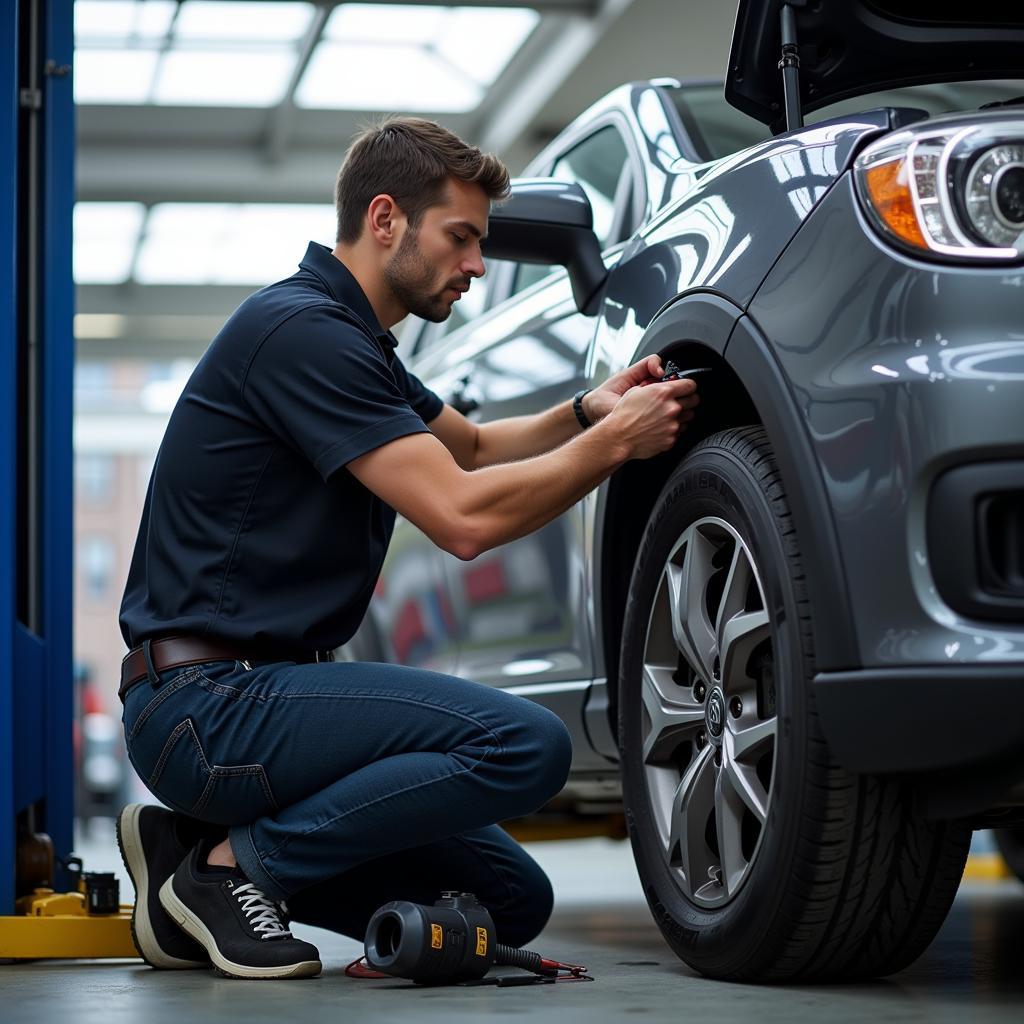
[118, 634, 335, 704]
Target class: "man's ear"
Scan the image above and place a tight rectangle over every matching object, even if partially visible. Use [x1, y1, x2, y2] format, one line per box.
[366, 194, 405, 249]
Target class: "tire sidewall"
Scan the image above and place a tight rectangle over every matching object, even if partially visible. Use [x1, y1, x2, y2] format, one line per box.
[619, 435, 813, 977]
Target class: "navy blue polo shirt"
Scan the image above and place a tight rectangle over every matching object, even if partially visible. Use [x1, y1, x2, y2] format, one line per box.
[119, 241, 444, 653]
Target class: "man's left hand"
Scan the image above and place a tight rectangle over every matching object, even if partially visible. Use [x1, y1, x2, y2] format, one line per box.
[583, 354, 666, 424]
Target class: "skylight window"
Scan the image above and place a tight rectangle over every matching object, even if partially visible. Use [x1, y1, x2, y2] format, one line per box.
[74, 0, 315, 107]
[296, 4, 539, 112]
[75, 49, 160, 105]
[153, 50, 296, 106]
[74, 202, 147, 284]
[74, 0, 177, 43]
[134, 203, 337, 285]
[173, 1, 314, 41]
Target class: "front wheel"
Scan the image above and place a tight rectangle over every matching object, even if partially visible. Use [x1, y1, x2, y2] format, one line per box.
[618, 426, 970, 982]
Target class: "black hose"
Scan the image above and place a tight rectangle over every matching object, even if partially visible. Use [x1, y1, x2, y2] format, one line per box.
[494, 943, 546, 974]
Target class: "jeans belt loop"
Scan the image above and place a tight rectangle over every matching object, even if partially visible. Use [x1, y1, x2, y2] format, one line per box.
[142, 638, 160, 688]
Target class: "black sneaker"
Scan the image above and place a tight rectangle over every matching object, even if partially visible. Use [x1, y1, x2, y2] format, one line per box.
[116, 803, 211, 969]
[159, 842, 322, 980]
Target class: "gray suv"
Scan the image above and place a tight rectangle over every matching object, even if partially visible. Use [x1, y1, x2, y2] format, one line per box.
[351, 2, 1024, 981]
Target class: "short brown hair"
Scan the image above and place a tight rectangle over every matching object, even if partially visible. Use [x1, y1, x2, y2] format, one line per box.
[335, 116, 510, 244]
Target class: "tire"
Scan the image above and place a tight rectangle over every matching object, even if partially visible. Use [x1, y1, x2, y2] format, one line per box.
[617, 426, 971, 982]
[994, 828, 1024, 883]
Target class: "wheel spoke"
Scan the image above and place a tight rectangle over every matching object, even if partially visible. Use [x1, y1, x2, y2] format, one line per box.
[729, 715, 776, 763]
[719, 608, 770, 691]
[641, 663, 705, 764]
[668, 745, 716, 891]
[715, 542, 750, 642]
[714, 767, 748, 896]
[722, 751, 769, 824]
[667, 527, 717, 683]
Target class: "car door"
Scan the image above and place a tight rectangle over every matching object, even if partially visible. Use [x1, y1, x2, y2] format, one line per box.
[414, 118, 645, 691]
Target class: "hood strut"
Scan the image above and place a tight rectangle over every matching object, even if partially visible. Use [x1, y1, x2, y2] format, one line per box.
[779, 3, 803, 131]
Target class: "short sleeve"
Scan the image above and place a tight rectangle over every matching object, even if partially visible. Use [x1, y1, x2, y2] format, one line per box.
[390, 353, 444, 424]
[241, 304, 431, 481]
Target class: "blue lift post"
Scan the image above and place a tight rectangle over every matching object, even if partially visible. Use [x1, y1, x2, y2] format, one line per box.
[2, 0, 76, 916]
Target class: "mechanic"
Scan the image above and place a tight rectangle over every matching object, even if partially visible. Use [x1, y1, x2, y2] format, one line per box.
[115, 117, 700, 981]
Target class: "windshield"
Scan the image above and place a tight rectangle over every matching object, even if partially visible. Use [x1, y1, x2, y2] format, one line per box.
[667, 79, 1024, 162]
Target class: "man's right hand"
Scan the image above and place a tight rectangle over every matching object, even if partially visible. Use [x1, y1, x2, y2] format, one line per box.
[604, 376, 700, 461]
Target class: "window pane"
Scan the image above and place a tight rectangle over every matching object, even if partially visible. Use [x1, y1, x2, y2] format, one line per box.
[79, 536, 117, 601]
[75, 1, 176, 43]
[508, 127, 632, 299]
[76, 455, 115, 505]
[301, 4, 539, 112]
[551, 127, 630, 246]
[74, 48, 159, 105]
[153, 50, 296, 107]
[73, 202, 147, 284]
[173, 1, 315, 42]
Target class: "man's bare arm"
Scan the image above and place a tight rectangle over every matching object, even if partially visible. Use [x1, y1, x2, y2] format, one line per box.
[349, 376, 697, 560]
[428, 400, 584, 470]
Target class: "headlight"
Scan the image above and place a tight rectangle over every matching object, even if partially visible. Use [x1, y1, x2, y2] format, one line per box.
[854, 119, 1024, 261]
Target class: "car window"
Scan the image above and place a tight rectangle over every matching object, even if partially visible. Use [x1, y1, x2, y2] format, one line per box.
[510, 124, 636, 298]
[809, 79, 1024, 124]
[666, 80, 1024, 163]
[666, 84, 769, 162]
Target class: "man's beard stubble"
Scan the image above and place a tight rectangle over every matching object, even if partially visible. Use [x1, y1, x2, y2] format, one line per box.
[383, 226, 460, 323]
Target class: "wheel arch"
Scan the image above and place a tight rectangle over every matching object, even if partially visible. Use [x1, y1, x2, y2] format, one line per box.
[595, 293, 858, 737]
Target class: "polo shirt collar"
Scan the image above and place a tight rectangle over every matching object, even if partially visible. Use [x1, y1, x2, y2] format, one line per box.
[299, 241, 398, 355]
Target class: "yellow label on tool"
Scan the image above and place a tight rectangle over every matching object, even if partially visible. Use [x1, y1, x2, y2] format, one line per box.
[476, 926, 488, 957]
[431, 924, 443, 950]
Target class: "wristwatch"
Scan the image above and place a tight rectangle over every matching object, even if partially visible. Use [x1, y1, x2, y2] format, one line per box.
[572, 389, 592, 429]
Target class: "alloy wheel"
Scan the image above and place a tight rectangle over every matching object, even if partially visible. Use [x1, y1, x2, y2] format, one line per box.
[640, 516, 776, 908]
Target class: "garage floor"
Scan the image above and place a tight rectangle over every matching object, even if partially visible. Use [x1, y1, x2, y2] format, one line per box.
[4, 827, 1023, 1023]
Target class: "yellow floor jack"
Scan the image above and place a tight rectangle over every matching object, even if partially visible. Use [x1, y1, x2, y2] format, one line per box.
[0, 828, 139, 960]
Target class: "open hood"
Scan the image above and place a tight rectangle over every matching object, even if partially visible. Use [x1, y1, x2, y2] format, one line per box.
[726, 1, 1024, 130]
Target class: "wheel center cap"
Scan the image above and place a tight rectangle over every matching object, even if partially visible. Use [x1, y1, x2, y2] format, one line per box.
[706, 687, 726, 742]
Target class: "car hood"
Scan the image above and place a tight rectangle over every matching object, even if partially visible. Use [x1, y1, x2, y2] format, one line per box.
[726, 1, 1024, 129]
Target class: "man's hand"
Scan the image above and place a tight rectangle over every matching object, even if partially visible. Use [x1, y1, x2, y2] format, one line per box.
[583, 354, 668, 423]
[604, 375, 699, 460]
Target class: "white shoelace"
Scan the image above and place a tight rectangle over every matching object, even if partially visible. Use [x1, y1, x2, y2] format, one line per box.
[231, 882, 293, 940]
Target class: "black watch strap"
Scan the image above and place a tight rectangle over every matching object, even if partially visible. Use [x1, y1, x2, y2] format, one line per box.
[572, 389, 592, 429]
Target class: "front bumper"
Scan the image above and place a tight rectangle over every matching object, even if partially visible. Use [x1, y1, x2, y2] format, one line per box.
[814, 665, 1024, 776]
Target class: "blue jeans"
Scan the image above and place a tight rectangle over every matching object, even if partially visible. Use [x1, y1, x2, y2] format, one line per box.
[121, 658, 573, 946]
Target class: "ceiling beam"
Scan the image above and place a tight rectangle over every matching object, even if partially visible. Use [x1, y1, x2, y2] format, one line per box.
[262, 1, 334, 165]
[475, 0, 635, 165]
[78, 283, 256, 318]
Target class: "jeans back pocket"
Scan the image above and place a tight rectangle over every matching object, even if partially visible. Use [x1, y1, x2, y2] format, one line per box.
[148, 717, 278, 826]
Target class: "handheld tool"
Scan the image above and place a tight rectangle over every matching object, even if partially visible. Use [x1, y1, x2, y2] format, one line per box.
[352, 891, 592, 986]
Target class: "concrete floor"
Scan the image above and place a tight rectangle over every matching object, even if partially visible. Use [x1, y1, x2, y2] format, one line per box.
[4, 825, 1023, 1023]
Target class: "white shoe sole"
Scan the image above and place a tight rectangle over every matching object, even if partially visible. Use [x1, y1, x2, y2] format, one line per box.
[159, 875, 322, 980]
[116, 803, 207, 970]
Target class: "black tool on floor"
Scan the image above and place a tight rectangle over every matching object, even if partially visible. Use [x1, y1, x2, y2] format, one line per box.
[350, 891, 592, 986]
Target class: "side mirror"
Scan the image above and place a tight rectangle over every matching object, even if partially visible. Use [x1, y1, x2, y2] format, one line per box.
[482, 178, 607, 315]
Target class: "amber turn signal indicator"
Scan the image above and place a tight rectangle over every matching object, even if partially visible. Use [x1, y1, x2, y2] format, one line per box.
[863, 158, 928, 250]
